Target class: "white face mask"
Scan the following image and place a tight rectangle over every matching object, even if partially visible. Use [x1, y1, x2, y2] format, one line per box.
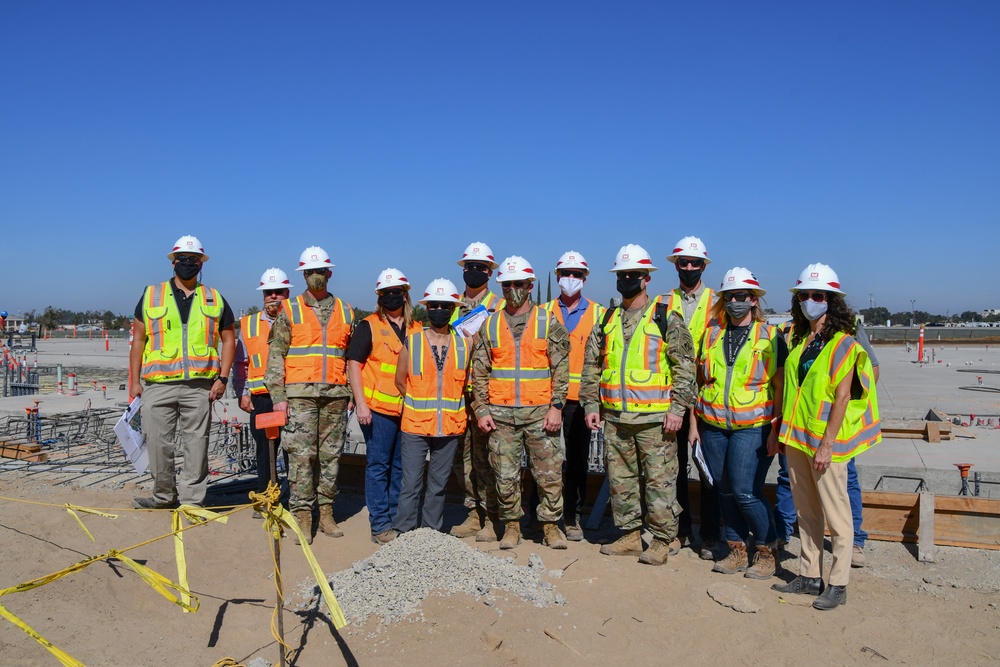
[800, 299, 828, 321]
[559, 276, 584, 297]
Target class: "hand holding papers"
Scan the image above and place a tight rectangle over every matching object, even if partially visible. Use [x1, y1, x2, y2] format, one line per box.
[452, 305, 488, 339]
[114, 397, 149, 475]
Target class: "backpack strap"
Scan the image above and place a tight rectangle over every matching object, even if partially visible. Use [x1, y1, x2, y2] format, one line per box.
[653, 301, 669, 341]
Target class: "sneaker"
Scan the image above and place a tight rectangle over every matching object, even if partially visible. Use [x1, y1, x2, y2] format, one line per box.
[132, 497, 178, 510]
[851, 544, 866, 568]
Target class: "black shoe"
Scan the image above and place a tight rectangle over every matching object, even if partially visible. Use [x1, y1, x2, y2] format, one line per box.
[812, 584, 847, 610]
[771, 576, 825, 596]
[132, 497, 178, 510]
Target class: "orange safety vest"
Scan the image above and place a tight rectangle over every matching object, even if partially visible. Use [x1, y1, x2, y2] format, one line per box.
[141, 281, 223, 382]
[484, 307, 552, 407]
[360, 314, 421, 416]
[546, 298, 604, 402]
[401, 329, 470, 436]
[239, 312, 271, 395]
[281, 294, 354, 385]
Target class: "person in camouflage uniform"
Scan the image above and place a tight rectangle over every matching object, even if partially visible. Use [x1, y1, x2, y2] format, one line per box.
[579, 244, 697, 566]
[265, 246, 354, 545]
[472, 255, 571, 550]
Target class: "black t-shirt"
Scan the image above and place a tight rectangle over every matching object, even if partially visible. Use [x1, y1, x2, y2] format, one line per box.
[345, 318, 407, 363]
[134, 280, 235, 329]
[724, 325, 788, 368]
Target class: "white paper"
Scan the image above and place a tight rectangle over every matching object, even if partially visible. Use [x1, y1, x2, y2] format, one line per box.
[452, 305, 489, 339]
[114, 397, 149, 475]
[692, 439, 714, 487]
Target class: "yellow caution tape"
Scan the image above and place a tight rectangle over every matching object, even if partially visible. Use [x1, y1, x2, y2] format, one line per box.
[108, 549, 199, 612]
[0, 600, 85, 667]
[64, 504, 118, 542]
[172, 505, 228, 613]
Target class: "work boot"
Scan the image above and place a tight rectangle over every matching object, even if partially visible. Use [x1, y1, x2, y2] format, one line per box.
[499, 521, 522, 550]
[317, 505, 344, 538]
[543, 523, 568, 549]
[371, 529, 397, 545]
[476, 513, 503, 543]
[450, 506, 484, 538]
[745, 544, 777, 580]
[668, 538, 682, 556]
[851, 544, 866, 568]
[812, 584, 848, 610]
[132, 497, 178, 510]
[700, 539, 721, 561]
[771, 576, 825, 596]
[294, 510, 313, 545]
[638, 537, 671, 566]
[599, 529, 643, 557]
[712, 541, 748, 574]
[564, 522, 585, 542]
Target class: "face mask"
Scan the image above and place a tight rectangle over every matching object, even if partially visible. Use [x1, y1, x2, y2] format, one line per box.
[504, 287, 530, 309]
[558, 276, 583, 297]
[463, 269, 489, 289]
[427, 309, 452, 328]
[174, 261, 200, 281]
[677, 268, 703, 289]
[800, 299, 828, 321]
[616, 276, 643, 300]
[378, 293, 406, 312]
[724, 300, 752, 321]
[306, 273, 328, 292]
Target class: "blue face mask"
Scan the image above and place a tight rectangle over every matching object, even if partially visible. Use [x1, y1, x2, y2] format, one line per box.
[800, 299, 828, 321]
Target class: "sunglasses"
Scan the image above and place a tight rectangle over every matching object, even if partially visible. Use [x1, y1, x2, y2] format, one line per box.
[558, 270, 585, 278]
[302, 268, 327, 277]
[174, 255, 202, 264]
[426, 302, 454, 310]
[262, 289, 287, 297]
[796, 291, 828, 303]
[676, 258, 705, 269]
[381, 288, 405, 296]
[722, 292, 752, 302]
[464, 262, 489, 273]
[617, 271, 647, 280]
[501, 281, 532, 289]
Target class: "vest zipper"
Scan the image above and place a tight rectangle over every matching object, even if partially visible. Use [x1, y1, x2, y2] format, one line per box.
[436, 346, 444, 437]
[619, 313, 631, 412]
[513, 323, 522, 407]
[320, 310, 329, 381]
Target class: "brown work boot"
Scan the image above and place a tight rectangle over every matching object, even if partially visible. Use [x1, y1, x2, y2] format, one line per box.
[712, 541, 749, 574]
[745, 544, 777, 580]
[564, 522, 585, 542]
[317, 505, 344, 538]
[599, 529, 643, 557]
[294, 510, 313, 545]
[543, 523, 568, 549]
[450, 506, 484, 538]
[498, 520, 522, 549]
[638, 537, 671, 566]
[476, 513, 503, 543]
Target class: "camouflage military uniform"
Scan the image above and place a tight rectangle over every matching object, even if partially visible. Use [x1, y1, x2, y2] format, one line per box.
[472, 307, 570, 522]
[264, 291, 353, 513]
[578, 300, 697, 541]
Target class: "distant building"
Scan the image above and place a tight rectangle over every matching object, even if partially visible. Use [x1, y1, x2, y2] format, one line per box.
[981, 309, 1000, 318]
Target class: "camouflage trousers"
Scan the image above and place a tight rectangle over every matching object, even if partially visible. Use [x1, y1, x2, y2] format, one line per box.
[604, 419, 681, 541]
[453, 401, 498, 514]
[488, 419, 563, 522]
[283, 396, 348, 512]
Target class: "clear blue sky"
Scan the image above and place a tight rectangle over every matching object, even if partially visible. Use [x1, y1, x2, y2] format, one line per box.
[2, 2, 997, 319]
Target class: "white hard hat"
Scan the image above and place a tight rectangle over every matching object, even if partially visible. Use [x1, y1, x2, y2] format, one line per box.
[609, 244, 657, 273]
[375, 267, 411, 292]
[667, 236, 711, 265]
[420, 278, 462, 304]
[167, 235, 209, 262]
[257, 268, 294, 291]
[554, 250, 589, 276]
[790, 262, 846, 296]
[296, 246, 334, 271]
[497, 255, 536, 283]
[458, 241, 499, 269]
[718, 267, 765, 296]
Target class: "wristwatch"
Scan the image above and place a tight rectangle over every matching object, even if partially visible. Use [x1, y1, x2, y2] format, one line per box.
[551, 400, 564, 410]
[218, 376, 229, 386]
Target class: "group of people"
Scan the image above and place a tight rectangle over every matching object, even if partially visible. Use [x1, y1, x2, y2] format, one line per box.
[129, 234, 880, 613]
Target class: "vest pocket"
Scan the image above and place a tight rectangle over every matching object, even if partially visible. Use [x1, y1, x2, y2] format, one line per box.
[628, 369, 652, 383]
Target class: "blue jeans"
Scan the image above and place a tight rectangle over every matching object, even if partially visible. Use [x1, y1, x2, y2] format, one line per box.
[700, 421, 776, 545]
[775, 455, 867, 547]
[362, 410, 403, 534]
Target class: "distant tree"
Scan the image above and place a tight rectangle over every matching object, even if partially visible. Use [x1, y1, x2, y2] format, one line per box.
[412, 305, 428, 325]
[246, 305, 260, 316]
[24, 309, 37, 323]
[546, 274, 552, 302]
[959, 311, 979, 322]
[39, 306, 60, 330]
[859, 307, 890, 325]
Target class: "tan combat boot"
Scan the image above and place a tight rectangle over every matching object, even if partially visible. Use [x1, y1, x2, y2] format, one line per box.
[450, 506, 484, 538]
[317, 505, 344, 538]
[712, 541, 748, 574]
[294, 510, 313, 545]
[543, 523, 568, 549]
[498, 520, 522, 549]
[745, 544, 777, 580]
[599, 529, 643, 557]
[476, 513, 503, 543]
[638, 536, 671, 566]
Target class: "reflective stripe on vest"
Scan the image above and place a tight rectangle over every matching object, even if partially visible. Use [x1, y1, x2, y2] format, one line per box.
[661, 288, 715, 356]
[401, 329, 470, 436]
[485, 307, 552, 407]
[546, 298, 604, 402]
[778, 331, 882, 461]
[240, 312, 271, 395]
[142, 281, 223, 382]
[282, 294, 354, 385]
[598, 301, 673, 413]
[695, 322, 777, 429]
[360, 314, 421, 416]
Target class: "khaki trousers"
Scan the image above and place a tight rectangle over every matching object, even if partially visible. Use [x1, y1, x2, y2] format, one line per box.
[143, 379, 212, 506]
[787, 446, 853, 586]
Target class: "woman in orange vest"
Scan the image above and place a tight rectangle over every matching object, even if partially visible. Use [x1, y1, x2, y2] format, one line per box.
[347, 268, 422, 544]
[392, 279, 471, 534]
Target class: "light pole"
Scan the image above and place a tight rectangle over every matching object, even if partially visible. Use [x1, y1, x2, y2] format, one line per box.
[910, 299, 916, 327]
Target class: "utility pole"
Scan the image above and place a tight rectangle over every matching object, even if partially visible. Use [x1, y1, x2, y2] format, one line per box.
[910, 299, 916, 327]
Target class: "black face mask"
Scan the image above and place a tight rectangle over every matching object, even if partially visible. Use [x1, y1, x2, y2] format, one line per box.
[677, 268, 703, 289]
[378, 293, 406, 312]
[174, 261, 201, 281]
[463, 269, 489, 289]
[427, 309, 452, 328]
[616, 276, 643, 300]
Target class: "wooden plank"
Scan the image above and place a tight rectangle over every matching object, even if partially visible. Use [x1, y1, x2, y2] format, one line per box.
[918, 492, 935, 562]
[926, 422, 942, 443]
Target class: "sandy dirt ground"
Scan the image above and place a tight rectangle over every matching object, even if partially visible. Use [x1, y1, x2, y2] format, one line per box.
[1, 474, 999, 667]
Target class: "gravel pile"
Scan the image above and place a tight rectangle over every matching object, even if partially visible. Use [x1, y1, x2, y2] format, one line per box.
[294, 528, 565, 625]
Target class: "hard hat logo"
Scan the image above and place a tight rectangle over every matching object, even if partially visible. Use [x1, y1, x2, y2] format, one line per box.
[810, 272, 819, 279]
[311, 254, 318, 261]
[622, 253, 630, 260]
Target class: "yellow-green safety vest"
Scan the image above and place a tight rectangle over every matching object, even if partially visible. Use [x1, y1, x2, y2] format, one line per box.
[696, 321, 778, 430]
[141, 281, 224, 382]
[660, 288, 715, 356]
[598, 301, 673, 413]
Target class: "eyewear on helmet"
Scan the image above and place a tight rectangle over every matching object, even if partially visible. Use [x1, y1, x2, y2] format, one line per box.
[302, 268, 327, 277]
[722, 292, 752, 303]
[558, 270, 585, 278]
[464, 262, 490, 273]
[380, 288, 406, 296]
[173, 254, 202, 264]
[262, 289, 287, 297]
[616, 271, 647, 280]
[501, 280, 532, 289]
[425, 302, 455, 311]
[676, 258, 705, 269]
[796, 291, 828, 303]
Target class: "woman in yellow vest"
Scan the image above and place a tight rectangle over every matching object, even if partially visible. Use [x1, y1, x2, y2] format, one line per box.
[691, 267, 785, 580]
[772, 263, 880, 611]
[347, 268, 422, 544]
[392, 279, 471, 533]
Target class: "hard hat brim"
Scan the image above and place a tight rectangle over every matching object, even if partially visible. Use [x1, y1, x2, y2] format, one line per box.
[789, 286, 846, 296]
[256, 284, 293, 291]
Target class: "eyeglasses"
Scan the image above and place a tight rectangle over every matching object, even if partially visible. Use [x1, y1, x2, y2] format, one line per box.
[501, 281, 532, 289]
[558, 270, 585, 278]
[617, 271, 647, 280]
[302, 269, 326, 277]
[262, 290, 287, 297]
[722, 292, 752, 302]
[425, 302, 454, 310]
[173, 254, 202, 264]
[381, 288, 405, 296]
[464, 262, 489, 273]
[676, 258, 705, 269]
[796, 291, 828, 303]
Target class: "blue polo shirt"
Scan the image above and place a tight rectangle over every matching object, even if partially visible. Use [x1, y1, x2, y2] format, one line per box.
[558, 296, 592, 334]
